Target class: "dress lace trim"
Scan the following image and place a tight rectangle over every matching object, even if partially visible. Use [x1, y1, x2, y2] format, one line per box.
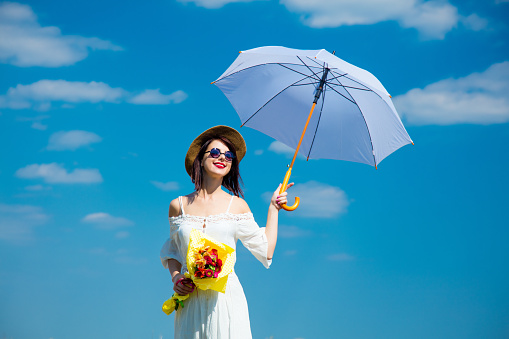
[169, 212, 254, 226]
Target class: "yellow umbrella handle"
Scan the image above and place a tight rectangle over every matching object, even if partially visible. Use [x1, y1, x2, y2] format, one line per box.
[279, 167, 300, 211]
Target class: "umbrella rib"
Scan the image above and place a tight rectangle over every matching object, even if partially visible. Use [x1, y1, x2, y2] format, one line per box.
[306, 83, 327, 160]
[215, 62, 323, 83]
[297, 56, 323, 82]
[330, 79, 377, 167]
[276, 63, 321, 82]
[323, 83, 356, 105]
[241, 74, 318, 127]
[327, 83, 373, 92]
[305, 56, 326, 69]
[291, 82, 320, 87]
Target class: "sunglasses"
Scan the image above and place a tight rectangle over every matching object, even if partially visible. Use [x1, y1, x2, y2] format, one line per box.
[204, 148, 236, 162]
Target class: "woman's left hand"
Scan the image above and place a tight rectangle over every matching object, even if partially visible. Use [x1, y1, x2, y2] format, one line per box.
[271, 183, 294, 210]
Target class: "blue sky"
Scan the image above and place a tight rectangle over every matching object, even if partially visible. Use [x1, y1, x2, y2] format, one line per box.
[0, 0, 508, 338]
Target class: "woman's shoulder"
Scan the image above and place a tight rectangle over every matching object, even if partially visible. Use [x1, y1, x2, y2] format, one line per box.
[229, 195, 251, 214]
[168, 198, 181, 218]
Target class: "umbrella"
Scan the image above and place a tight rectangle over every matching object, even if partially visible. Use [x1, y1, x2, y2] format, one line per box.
[213, 46, 413, 211]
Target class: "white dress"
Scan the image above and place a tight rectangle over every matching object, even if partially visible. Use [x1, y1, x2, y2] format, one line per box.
[160, 196, 272, 339]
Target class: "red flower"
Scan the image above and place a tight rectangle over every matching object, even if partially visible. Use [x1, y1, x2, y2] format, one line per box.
[205, 269, 213, 278]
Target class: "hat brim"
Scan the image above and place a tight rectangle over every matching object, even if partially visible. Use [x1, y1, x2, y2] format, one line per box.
[185, 125, 246, 177]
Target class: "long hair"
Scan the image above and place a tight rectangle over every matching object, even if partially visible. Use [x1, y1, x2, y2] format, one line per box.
[191, 136, 244, 198]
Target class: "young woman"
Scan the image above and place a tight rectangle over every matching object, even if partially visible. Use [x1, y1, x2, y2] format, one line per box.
[160, 125, 292, 339]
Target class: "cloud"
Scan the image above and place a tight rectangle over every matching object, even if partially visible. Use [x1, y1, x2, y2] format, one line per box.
[267, 141, 306, 159]
[263, 180, 349, 218]
[47, 130, 102, 151]
[0, 80, 187, 109]
[151, 181, 180, 191]
[115, 231, 130, 239]
[328, 253, 355, 261]
[0, 203, 50, 242]
[460, 14, 488, 31]
[0, 2, 122, 67]
[279, 225, 312, 238]
[24, 184, 52, 191]
[31, 121, 47, 130]
[176, 0, 261, 9]
[280, 0, 465, 39]
[268, 141, 294, 157]
[129, 89, 188, 105]
[394, 61, 509, 125]
[15, 163, 103, 184]
[82, 212, 134, 230]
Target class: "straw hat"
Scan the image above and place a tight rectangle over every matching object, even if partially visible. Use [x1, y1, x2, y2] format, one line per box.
[185, 125, 247, 177]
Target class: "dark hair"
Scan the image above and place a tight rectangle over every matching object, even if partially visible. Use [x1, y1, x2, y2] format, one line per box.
[191, 136, 244, 198]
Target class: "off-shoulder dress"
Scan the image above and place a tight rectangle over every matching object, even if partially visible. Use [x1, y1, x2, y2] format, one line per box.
[160, 196, 271, 339]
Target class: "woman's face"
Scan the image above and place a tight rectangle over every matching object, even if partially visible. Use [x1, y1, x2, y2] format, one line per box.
[201, 139, 232, 179]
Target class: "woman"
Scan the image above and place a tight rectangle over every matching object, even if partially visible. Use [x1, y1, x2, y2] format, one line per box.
[160, 125, 292, 339]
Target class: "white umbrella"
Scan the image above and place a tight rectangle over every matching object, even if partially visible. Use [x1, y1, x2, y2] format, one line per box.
[213, 46, 413, 211]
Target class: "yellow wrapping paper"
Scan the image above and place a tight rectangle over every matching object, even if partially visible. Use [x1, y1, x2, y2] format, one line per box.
[162, 228, 235, 315]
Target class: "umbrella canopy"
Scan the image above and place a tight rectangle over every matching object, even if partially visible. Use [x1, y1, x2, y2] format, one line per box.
[213, 46, 413, 167]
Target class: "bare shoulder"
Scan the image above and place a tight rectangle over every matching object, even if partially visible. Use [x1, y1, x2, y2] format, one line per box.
[168, 198, 181, 218]
[230, 195, 251, 214]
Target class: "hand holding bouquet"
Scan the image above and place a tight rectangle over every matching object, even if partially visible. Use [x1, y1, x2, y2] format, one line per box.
[162, 229, 235, 315]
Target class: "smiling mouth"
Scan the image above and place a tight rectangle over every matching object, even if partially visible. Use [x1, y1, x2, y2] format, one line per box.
[213, 162, 226, 169]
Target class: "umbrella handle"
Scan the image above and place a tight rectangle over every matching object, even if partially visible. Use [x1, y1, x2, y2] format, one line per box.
[279, 168, 300, 211]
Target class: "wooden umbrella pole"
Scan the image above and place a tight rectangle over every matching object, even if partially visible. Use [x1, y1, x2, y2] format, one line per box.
[279, 102, 317, 211]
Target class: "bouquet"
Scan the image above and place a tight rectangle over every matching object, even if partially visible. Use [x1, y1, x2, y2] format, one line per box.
[162, 229, 235, 315]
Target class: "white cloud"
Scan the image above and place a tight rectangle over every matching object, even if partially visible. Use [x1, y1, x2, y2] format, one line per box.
[267, 140, 305, 159]
[460, 14, 488, 31]
[280, 0, 466, 39]
[0, 80, 126, 109]
[151, 181, 180, 191]
[177, 0, 261, 9]
[268, 140, 294, 156]
[0, 203, 50, 242]
[0, 2, 122, 67]
[47, 130, 102, 151]
[24, 184, 51, 191]
[31, 121, 47, 130]
[15, 163, 103, 184]
[328, 253, 355, 261]
[279, 225, 312, 238]
[115, 231, 130, 239]
[0, 80, 187, 109]
[394, 61, 509, 125]
[263, 180, 349, 218]
[82, 212, 134, 230]
[129, 89, 188, 105]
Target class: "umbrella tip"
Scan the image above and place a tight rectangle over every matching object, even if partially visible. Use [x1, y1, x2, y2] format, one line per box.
[411, 141, 415, 145]
[332, 50, 336, 55]
[375, 164, 378, 170]
[239, 51, 242, 53]
[210, 81, 215, 84]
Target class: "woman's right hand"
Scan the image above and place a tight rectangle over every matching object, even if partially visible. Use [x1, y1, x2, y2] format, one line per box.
[172, 273, 196, 296]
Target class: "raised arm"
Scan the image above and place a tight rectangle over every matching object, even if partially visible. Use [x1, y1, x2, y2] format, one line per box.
[265, 183, 293, 259]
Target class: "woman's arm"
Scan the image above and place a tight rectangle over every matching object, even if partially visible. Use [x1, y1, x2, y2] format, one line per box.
[167, 199, 195, 295]
[265, 183, 293, 259]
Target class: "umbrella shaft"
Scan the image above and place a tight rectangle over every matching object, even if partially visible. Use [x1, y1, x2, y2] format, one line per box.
[289, 102, 317, 169]
[313, 67, 330, 104]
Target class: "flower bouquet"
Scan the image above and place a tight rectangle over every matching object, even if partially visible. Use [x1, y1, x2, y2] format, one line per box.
[162, 228, 235, 315]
